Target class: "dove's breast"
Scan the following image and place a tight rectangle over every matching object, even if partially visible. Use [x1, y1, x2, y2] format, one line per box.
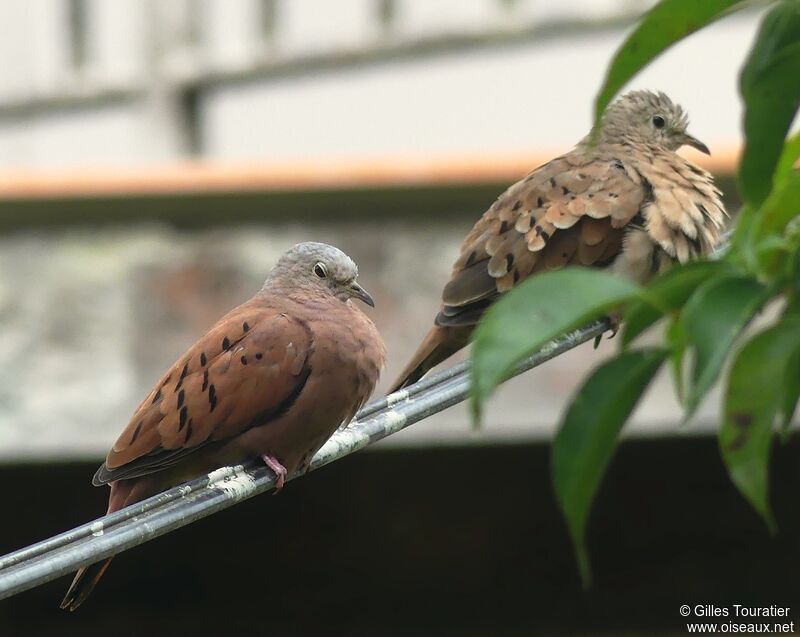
[228, 300, 385, 475]
[636, 153, 727, 263]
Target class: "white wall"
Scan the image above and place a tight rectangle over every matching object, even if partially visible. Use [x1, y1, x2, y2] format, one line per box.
[274, 0, 380, 55]
[0, 0, 145, 94]
[0, 2, 37, 98]
[0, 1, 762, 168]
[204, 12, 760, 162]
[0, 106, 151, 168]
[89, 0, 146, 83]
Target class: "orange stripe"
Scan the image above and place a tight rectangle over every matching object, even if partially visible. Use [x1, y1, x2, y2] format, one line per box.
[0, 147, 741, 200]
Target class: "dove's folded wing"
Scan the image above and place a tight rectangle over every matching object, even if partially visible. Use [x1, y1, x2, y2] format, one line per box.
[437, 152, 646, 328]
[94, 305, 312, 485]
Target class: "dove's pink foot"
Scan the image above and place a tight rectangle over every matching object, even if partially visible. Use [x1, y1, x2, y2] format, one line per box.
[261, 454, 288, 492]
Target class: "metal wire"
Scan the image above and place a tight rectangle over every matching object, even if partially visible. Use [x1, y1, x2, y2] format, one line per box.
[0, 319, 610, 600]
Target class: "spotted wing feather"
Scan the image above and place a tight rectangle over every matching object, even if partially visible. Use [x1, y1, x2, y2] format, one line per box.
[94, 304, 312, 485]
[438, 152, 646, 327]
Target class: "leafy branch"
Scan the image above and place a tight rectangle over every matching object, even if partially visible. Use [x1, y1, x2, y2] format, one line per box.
[470, 0, 800, 585]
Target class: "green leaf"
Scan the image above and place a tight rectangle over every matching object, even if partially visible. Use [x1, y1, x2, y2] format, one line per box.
[666, 318, 689, 406]
[720, 318, 800, 532]
[750, 187, 800, 283]
[778, 298, 800, 436]
[753, 232, 796, 281]
[729, 203, 760, 272]
[738, 1, 800, 206]
[621, 261, 727, 347]
[553, 348, 667, 586]
[774, 132, 800, 186]
[594, 0, 746, 127]
[785, 291, 800, 317]
[756, 170, 800, 242]
[681, 276, 770, 418]
[470, 269, 639, 422]
[778, 348, 800, 438]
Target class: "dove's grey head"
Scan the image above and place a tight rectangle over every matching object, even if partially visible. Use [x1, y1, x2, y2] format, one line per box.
[597, 90, 710, 155]
[265, 241, 374, 307]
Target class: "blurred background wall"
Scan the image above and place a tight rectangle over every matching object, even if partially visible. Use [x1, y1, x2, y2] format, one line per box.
[1, 3, 796, 636]
[0, 0, 759, 458]
[0, 0, 759, 166]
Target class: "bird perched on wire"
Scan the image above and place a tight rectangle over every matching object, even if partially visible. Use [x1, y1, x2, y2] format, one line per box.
[391, 90, 727, 391]
[61, 242, 385, 611]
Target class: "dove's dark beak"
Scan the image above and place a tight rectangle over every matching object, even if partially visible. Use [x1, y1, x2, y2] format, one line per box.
[348, 281, 375, 307]
[680, 133, 710, 155]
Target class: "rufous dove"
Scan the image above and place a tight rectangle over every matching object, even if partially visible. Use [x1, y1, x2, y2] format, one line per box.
[61, 242, 386, 610]
[391, 90, 727, 391]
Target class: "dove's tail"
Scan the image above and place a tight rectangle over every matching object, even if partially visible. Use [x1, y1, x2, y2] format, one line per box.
[389, 325, 471, 393]
[60, 557, 114, 611]
[60, 492, 131, 611]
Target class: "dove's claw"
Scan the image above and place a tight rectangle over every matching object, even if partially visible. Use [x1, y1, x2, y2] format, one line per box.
[607, 314, 621, 338]
[594, 315, 621, 349]
[262, 454, 287, 493]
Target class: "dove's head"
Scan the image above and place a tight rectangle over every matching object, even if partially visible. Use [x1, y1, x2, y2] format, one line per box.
[267, 241, 375, 307]
[598, 90, 710, 155]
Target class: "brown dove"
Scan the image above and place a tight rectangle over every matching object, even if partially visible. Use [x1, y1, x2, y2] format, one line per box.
[60, 242, 385, 610]
[391, 90, 727, 391]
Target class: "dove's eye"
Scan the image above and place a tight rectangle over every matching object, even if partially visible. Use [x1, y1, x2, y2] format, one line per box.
[652, 115, 666, 129]
[313, 263, 328, 278]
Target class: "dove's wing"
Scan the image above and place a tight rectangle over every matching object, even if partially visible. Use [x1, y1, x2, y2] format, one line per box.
[94, 304, 313, 485]
[436, 151, 647, 328]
